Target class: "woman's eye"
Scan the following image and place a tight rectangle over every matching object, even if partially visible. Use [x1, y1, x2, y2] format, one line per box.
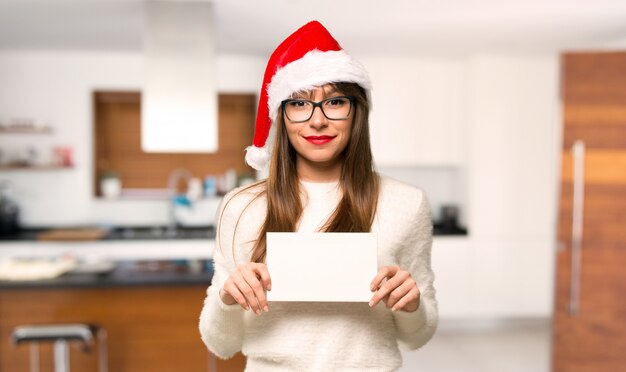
[288, 100, 307, 108]
[325, 98, 347, 107]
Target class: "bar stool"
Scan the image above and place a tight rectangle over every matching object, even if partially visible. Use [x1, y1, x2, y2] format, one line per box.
[11, 323, 108, 372]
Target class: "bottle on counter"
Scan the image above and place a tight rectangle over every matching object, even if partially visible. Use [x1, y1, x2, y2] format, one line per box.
[203, 176, 217, 198]
[216, 168, 238, 195]
[224, 168, 238, 192]
[0, 181, 19, 236]
[186, 177, 203, 202]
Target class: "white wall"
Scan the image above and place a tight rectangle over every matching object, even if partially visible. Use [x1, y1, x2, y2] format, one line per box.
[357, 56, 470, 225]
[362, 57, 467, 167]
[468, 55, 559, 241]
[0, 51, 264, 226]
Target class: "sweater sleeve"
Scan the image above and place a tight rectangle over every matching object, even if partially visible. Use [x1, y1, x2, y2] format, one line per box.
[199, 191, 246, 359]
[392, 190, 439, 350]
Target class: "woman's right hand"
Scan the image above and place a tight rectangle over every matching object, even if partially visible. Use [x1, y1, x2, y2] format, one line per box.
[219, 262, 272, 314]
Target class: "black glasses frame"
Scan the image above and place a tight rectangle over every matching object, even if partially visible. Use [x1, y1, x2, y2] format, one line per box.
[281, 96, 355, 123]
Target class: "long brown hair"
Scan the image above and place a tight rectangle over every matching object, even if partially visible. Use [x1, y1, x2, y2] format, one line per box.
[247, 82, 380, 262]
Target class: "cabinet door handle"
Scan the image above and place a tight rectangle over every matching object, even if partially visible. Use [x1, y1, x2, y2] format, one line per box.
[569, 140, 585, 316]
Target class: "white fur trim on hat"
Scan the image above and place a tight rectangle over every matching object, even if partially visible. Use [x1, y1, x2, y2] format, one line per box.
[266, 49, 371, 122]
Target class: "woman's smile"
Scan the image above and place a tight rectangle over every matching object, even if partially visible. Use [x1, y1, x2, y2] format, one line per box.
[304, 135, 336, 145]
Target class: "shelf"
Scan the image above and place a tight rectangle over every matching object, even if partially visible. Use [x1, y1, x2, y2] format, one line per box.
[0, 164, 73, 171]
[0, 127, 52, 134]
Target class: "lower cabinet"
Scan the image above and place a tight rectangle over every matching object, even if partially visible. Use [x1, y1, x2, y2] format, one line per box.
[0, 285, 245, 372]
[432, 237, 553, 319]
[431, 237, 473, 318]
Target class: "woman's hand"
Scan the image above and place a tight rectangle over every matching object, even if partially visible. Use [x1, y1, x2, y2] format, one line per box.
[220, 263, 272, 314]
[369, 265, 420, 312]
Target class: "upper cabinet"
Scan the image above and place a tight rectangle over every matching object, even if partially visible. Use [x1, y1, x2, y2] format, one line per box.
[142, 1, 218, 153]
[363, 58, 467, 167]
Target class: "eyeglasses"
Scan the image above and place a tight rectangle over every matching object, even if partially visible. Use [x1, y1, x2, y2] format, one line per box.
[281, 96, 354, 123]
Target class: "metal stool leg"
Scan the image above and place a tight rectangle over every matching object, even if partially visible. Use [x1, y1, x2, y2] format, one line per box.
[29, 343, 39, 372]
[97, 328, 108, 372]
[53, 340, 69, 372]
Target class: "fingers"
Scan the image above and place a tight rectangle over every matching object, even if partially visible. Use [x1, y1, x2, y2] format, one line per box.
[386, 280, 418, 311]
[221, 280, 249, 310]
[252, 263, 272, 292]
[240, 266, 268, 314]
[370, 266, 420, 312]
[392, 287, 421, 312]
[221, 263, 272, 314]
[370, 265, 399, 292]
[369, 266, 407, 307]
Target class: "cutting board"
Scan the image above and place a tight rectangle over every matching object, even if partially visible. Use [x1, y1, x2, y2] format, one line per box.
[37, 228, 107, 241]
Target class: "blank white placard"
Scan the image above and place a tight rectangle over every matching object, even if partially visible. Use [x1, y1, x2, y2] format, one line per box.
[266, 232, 377, 302]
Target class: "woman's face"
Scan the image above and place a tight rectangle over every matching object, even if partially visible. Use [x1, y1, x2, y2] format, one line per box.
[283, 84, 353, 174]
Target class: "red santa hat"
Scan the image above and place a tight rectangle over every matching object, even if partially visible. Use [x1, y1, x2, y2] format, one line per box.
[244, 20, 372, 171]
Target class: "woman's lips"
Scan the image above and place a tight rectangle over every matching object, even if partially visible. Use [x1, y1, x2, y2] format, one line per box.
[304, 135, 336, 145]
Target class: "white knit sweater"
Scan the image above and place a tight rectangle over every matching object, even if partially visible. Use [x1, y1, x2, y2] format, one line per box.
[199, 176, 438, 371]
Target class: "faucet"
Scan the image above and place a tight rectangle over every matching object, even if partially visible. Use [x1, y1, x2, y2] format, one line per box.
[165, 168, 193, 236]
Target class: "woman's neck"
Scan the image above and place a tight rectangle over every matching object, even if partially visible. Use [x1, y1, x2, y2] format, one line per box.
[296, 156, 342, 182]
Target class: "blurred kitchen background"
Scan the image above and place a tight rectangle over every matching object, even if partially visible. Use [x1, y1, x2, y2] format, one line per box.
[1, 1, 625, 371]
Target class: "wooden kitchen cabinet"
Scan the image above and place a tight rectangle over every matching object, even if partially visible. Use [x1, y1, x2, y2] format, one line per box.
[0, 285, 245, 372]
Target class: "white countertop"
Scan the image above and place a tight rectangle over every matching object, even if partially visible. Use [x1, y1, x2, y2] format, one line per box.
[0, 240, 215, 261]
[0, 235, 467, 262]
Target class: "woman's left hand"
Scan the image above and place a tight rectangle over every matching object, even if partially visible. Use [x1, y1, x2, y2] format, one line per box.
[369, 266, 420, 312]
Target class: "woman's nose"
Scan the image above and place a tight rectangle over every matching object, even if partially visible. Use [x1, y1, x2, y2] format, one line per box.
[308, 106, 328, 129]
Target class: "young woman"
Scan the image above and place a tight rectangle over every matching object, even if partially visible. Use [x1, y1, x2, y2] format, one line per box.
[199, 21, 437, 371]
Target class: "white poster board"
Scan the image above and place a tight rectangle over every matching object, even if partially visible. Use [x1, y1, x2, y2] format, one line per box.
[266, 232, 377, 302]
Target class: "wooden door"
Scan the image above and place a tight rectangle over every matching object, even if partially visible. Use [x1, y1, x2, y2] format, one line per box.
[553, 52, 626, 371]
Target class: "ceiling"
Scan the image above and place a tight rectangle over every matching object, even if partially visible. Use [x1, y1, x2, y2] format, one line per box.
[1, 0, 626, 57]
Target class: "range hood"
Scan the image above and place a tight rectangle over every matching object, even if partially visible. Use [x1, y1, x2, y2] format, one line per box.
[141, 0, 217, 153]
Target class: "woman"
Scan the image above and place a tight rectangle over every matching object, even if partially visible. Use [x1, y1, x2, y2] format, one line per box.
[199, 21, 437, 371]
